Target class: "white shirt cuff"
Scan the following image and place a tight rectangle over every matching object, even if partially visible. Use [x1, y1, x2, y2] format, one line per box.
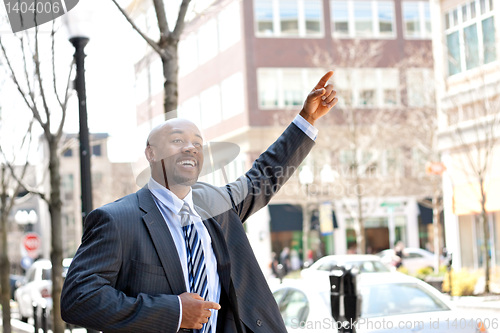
[177, 296, 182, 331]
[293, 114, 318, 141]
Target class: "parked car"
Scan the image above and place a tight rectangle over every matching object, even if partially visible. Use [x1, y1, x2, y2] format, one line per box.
[301, 255, 389, 280]
[272, 272, 488, 333]
[14, 258, 72, 322]
[376, 247, 442, 273]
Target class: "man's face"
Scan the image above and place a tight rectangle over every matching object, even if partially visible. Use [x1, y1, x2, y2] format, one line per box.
[147, 120, 204, 188]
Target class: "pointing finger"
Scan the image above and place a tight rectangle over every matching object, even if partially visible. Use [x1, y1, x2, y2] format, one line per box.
[314, 70, 334, 90]
[205, 301, 221, 310]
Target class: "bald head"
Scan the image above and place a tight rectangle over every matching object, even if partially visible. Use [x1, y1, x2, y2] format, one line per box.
[147, 118, 202, 147]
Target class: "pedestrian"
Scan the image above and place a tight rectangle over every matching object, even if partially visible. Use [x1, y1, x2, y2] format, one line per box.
[394, 241, 405, 269]
[61, 71, 338, 332]
[279, 247, 291, 275]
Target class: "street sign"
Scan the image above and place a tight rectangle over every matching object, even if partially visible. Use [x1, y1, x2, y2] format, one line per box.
[23, 233, 41, 258]
[426, 162, 446, 175]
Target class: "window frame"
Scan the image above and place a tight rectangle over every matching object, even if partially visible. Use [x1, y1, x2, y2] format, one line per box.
[331, 0, 397, 39]
[254, 0, 325, 38]
[402, 1, 432, 39]
[444, 0, 496, 76]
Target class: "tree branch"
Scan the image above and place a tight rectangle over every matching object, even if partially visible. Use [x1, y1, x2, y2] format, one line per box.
[33, 26, 52, 131]
[152, 0, 170, 37]
[172, 0, 191, 39]
[51, 20, 64, 109]
[111, 0, 166, 60]
[0, 37, 44, 128]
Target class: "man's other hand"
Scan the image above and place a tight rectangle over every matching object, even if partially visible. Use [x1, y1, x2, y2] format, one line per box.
[179, 292, 221, 329]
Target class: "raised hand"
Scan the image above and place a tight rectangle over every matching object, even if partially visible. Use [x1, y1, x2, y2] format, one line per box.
[299, 70, 338, 125]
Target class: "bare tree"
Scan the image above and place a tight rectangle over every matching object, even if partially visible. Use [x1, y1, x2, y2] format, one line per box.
[440, 69, 500, 293]
[111, 0, 192, 119]
[0, 22, 74, 333]
[0, 115, 33, 333]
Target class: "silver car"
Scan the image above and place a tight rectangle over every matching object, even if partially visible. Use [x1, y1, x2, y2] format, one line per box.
[272, 272, 489, 333]
[301, 254, 389, 281]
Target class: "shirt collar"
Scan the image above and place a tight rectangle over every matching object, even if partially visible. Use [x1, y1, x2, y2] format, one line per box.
[148, 177, 200, 218]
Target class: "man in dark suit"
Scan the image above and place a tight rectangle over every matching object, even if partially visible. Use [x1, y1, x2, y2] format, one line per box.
[61, 71, 338, 332]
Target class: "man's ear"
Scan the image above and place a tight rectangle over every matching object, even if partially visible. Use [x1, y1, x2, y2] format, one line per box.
[145, 146, 155, 162]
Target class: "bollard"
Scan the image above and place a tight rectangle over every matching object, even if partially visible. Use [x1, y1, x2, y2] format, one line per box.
[447, 253, 453, 298]
[33, 302, 39, 332]
[330, 266, 361, 333]
[41, 304, 48, 333]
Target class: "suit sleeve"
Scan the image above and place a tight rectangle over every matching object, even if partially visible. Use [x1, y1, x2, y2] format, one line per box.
[61, 208, 180, 333]
[226, 122, 315, 222]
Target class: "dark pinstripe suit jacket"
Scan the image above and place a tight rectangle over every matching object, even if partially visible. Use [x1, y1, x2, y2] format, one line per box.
[61, 123, 315, 332]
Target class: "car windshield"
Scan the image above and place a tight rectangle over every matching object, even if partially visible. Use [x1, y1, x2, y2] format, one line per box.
[318, 260, 389, 273]
[360, 283, 450, 318]
[42, 268, 51, 280]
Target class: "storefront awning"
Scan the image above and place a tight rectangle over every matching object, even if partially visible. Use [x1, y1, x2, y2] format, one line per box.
[269, 204, 302, 232]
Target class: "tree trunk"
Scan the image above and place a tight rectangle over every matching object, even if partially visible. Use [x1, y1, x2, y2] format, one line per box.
[1, 166, 12, 333]
[432, 188, 441, 273]
[161, 42, 179, 119]
[1, 191, 12, 333]
[356, 181, 366, 254]
[47, 137, 65, 333]
[480, 177, 490, 293]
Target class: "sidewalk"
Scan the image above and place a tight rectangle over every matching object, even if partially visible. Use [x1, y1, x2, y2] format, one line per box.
[1, 317, 36, 333]
[448, 294, 500, 312]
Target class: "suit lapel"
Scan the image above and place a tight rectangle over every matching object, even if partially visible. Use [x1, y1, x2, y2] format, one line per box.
[137, 188, 186, 295]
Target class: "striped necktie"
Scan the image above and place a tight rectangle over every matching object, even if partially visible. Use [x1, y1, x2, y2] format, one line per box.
[180, 203, 211, 333]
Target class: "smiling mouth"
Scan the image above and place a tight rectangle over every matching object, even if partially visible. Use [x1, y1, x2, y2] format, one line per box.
[177, 160, 196, 167]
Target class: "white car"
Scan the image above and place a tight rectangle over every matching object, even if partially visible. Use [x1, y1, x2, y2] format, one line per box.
[14, 258, 72, 322]
[376, 248, 442, 273]
[301, 255, 389, 281]
[272, 272, 489, 333]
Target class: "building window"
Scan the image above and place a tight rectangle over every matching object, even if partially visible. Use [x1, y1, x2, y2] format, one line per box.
[92, 144, 102, 157]
[200, 85, 222, 128]
[406, 68, 435, 107]
[257, 68, 324, 109]
[218, 1, 241, 52]
[198, 19, 219, 65]
[331, 0, 396, 39]
[63, 148, 73, 157]
[334, 68, 400, 108]
[179, 2, 241, 77]
[402, 1, 431, 39]
[254, 0, 324, 38]
[221, 72, 245, 120]
[444, 0, 496, 76]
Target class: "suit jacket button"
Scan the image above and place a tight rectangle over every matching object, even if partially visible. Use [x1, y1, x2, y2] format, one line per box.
[256, 319, 262, 326]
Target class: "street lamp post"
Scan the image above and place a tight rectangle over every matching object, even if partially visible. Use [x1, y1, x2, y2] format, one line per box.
[64, 5, 94, 223]
[70, 37, 93, 221]
[299, 165, 314, 263]
[64, 8, 98, 333]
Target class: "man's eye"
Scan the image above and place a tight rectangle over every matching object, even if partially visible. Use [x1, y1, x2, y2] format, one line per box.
[172, 139, 183, 143]
[194, 142, 202, 147]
